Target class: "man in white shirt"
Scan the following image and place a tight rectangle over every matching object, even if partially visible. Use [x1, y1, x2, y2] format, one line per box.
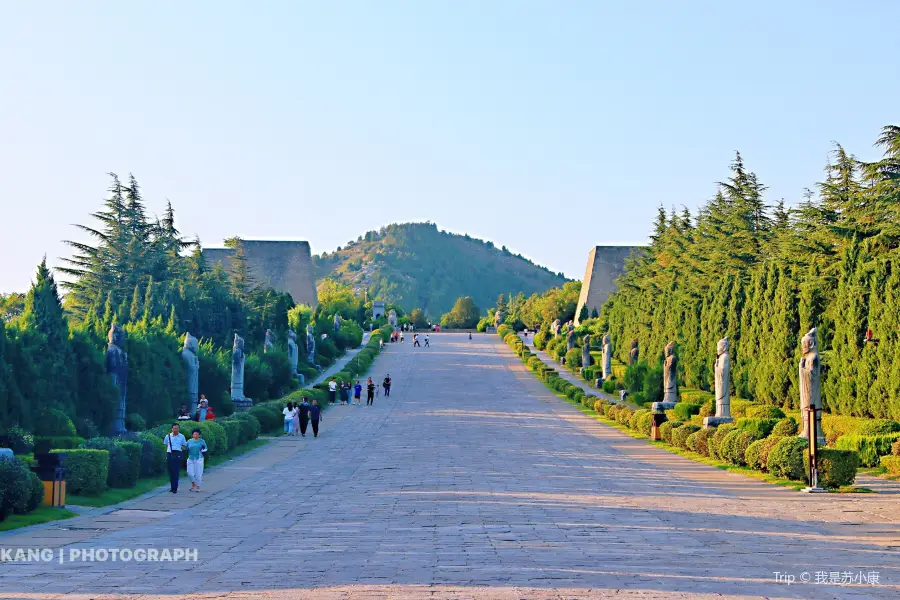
[164, 423, 188, 493]
[328, 378, 338, 404]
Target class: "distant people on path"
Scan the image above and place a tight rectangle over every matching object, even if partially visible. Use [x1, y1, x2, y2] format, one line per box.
[292, 401, 300, 434]
[186, 428, 208, 492]
[283, 402, 296, 435]
[424, 334, 430, 347]
[366, 377, 376, 405]
[468, 332, 472, 340]
[354, 380, 362, 406]
[379, 338, 384, 349]
[413, 334, 420, 347]
[383, 374, 392, 397]
[164, 423, 187, 494]
[298, 396, 310, 437]
[195, 396, 216, 421]
[177, 405, 191, 421]
[400, 331, 405, 343]
[328, 378, 338, 404]
[339, 380, 350, 405]
[309, 399, 322, 438]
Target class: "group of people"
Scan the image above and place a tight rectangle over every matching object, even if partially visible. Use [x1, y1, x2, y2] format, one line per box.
[328, 375, 390, 405]
[412, 333, 429, 347]
[281, 397, 323, 437]
[176, 395, 216, 422]
[163, 423, 208, 494]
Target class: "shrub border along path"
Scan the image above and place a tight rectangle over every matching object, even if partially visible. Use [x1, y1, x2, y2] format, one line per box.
[513, 332, 900, 497]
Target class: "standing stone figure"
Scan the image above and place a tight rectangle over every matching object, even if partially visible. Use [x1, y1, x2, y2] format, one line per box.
[714, 337, 731, 418]
[264, 329, 275, 353]
[388, 310, 398, 328]
[567, 328, 575, 351]
[602, 334, 612, 380]
[629, 339, 639, 366]
[231, 333, 251, 410]
[567, 320, 575, 335]
[106, 324, 129, 435]
[181, 332, 200, 408]
[551, 319, 561, 337]
[333, 313, 342, 332]
[799, 328, 824, 444]
[581, 335, 592, 368]
[663, 341, 678, 404]
[287, 329, 299, 373]
[494, 310, 504, 328]
[306, 324, 316, 364]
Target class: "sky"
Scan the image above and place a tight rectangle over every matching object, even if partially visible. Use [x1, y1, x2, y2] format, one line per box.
[1, 1, 898, 292]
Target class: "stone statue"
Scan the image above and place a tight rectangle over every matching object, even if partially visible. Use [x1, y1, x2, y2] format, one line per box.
[663, 341, 678, 404]
[567, 328, 575, 351]
[629, 339, 639, 366]
[181, 332, 200, 408]
[231, 333, 251, 410]
[388, 310, 398, 328]
[333, 313, 342, 332]
[602, 333, 612, 380]
[581, 335, 592, 369]
[306, 324, 316, 364]
[494, 310, 504, 327]
[799, 328, 824, 444]
[264, 328, 275, 353]
[106, 324, 128, 434]
[551, 319, 561, 337]
[287, 329, 299, 374]
[715, 337, 730, 418]
[567, 320, 575, 335]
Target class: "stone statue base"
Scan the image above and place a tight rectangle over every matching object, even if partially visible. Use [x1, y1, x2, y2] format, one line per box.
[233, 397, 253, 412]
[702, 416, 734, 429]
[651, 401, 678, 414]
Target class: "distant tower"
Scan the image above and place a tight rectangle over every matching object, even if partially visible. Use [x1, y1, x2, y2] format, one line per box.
[574, 246, 639, 325]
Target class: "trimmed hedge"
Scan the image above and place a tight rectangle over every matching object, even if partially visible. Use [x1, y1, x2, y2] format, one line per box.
[720, 430, 758, 466]
[672, 424, 700, 449]
[772, 417, 799, 436]
[53, 449, 108, 495]
[746, 405, 786, 420]
[855, 419, 900, 437]
[34, 408, 77, 436]
[736, 418, 779, 439]
[881, 455, 900, 475]
[745, 435, 784, 471]
[220, 420, 241, 450]
[686, 427, 714, 456]
[0, 457, 35, 518]
[81, 438, 141, 488]
[659, 420, 682, 444]
[834, 433, 900, 467]
[708, 424, 736, 460]
[673, 403, 701, 421]
[0, 427, 34, 454]
[768, 436, 808, 480]
[133, 432, 166, 477]
[730, 400, 759, 418]
[34, 436, 85, 454]
[805, 449, 858, 488]
[249, 404, 282, 433]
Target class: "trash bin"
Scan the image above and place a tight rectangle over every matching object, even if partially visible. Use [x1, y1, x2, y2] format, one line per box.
[31, 453, 67, 507]
[650, 412, 668, 441]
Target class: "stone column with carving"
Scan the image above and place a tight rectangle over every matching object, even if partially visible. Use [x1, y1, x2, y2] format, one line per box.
[703, 337, 733, 429]
[652, 340, 679, 414]
[106, 325, 129, 434]
[799, 328, 824, 445]
[264, 328, 275, 353]
[629, 339, 639, 366]
[306, 324, 316, 365]
[581, 335, 592, 370]
[181, 332, 200, 408]
[232, 333, 251, 411]
[602, 334, 612, 380]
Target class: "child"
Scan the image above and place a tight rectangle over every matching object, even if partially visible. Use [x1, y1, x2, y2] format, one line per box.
[186, 428, 208, 492]
[353, 380, 362, 406]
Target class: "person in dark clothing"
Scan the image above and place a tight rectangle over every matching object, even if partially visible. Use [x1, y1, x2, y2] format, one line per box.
[353, 380, 362, 406]
[366, 377, 376, 405]
[297, 396, 310, 437]
[309, 399, 322, 438]
[339, 380, 350, 405]
[164, 423, 187, 494]
[383, 374, 392, 397]
[413, 334, 421, 347]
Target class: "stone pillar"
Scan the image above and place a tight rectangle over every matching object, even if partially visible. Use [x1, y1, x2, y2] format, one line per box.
[181, 332, 200, 408]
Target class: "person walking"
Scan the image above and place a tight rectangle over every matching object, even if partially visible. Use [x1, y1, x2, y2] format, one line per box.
[424, 334, 430, 347]
[283, 401, 295, 435]
[297, 396, 310, 437]
[164, 423, 187, 494]
[292, 400, 301, 434]
[383, 374, 392, 397]
[353, 380, 362, 406]
[328, 378, 337, 404]
[309, 399, 322, 438]
[186, 428, 208, 492]
[413, 334, 420, 347]
[342, 380, 352, 405]
[400, 331, 405, 343]
[366, 377, 376, 405]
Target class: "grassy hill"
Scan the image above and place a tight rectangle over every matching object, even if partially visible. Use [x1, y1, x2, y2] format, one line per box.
[313, 222, 568, 317]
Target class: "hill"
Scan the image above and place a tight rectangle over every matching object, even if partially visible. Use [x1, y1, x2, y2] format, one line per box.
[313, 223, 568, 316]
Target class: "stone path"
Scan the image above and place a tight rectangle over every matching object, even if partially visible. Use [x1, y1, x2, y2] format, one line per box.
[1, 333, 899, 599]
[309, 333, 372, 387]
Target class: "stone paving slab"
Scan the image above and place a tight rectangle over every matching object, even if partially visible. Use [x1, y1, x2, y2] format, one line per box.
[0, 333, 898, 599]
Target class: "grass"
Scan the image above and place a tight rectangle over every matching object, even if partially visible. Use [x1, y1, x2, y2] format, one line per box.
[860, 466, 900, 482]
[67, 438, 269, 508]
[0, 506, 77, 532]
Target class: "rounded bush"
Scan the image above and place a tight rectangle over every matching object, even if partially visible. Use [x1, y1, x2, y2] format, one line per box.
[232, 413, 261, 442]
[52, 449, 108, 496]
[249, 404, 282, 433]
[855, 419, 900, 437]
[805, 449, 858, 489]
[708, 424, 736, 460]
[834, 433, 900, 467]
[892, 439, 900, 456]
[0, 457, 32, 517]
[615, 408, 634, 425]
[636, 411, 654, 436]
[772, 417, 799, 436]
[220, 420, 241, 450]
[746, 405, 786, 420]
[133, 433, 166, 477]
[745, 438, 766, 470]
[34, 409, 77, 437]
[26, 470, 44, 512]
[720, 430, 756, 466]
[630, 391, 647, 406]
[881, 455, 900, 474]
[81, 438, 140, 488]
[672, 424, 701, 449]
[602, 378, 618, 394]
[673, 403, 701, 421]
[73, 417, 100, 439]
[125, 413, 147, 432]
[659, 420, 683, 444]
[736, 418, 779, 439]
[0, 427, 34, 454]
[698, 401, 715, 418]
[687, 427, 714, 456]
[768, 436, 809, 480]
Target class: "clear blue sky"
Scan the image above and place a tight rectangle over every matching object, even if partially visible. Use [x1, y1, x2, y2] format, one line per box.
[2, 1, 898, 292]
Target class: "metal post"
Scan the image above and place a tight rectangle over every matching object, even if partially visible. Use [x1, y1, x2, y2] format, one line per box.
[803, 405, 825, 493]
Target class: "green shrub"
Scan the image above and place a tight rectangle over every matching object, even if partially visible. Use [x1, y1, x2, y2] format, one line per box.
[746, 405, 786, 420]
[659, 420, 683, 444]
[736, 418, 779, 439]
[772, 417, 799, 436]
[720, 430, 756, 465]
[219, 420, 241, 450]
[881, 455, 900, 474]
[125, 413, 147, 432]
[564, 348, 581, 370]
[745, 435, 786, 471]
[249, 404, 282, 433]
[33, 436, 85, 454]
[26, 470, 44, 512]
[730, 400, 758, 419]
[602, 378, 618, 394]
[673, 403, 701, 421]
[855, 419, 900, 437]
[231, 413, 261, 443]
[634, 411, 654, 436]
[615, 408, 634, 425]
[805, 449, 857, 488]
[698, 400, 715, 418]
[679, 389, 714, 404]
[630, 391, 647, 406]
[768, 437, 809, 480]
[643, 365, 664, 405]
[708, 424, 736, 460]
[605, 404, 618, 419]
[0, 457, 32, 517]
[623, 362, 648, 392]
[0, 427, 34, 454]
[34, 408, 77, 436]
[73, 417, 99, 439]
[82, 438, 140, 488]
[132, 433, 166, 477]
[834, 433, 900, 467]
[672, 424, 700, 449]
[53, 449, 108, 495]
[687, 427, 714, 456]
[893, 439, 900, 456]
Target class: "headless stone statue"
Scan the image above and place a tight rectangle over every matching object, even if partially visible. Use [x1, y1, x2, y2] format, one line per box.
[494, 310, 503, 327]
[567, 328, 575, 351]
[799, 328, 824, 445]
[106, 324, 128, 435]
[663, 341, 678, 404]
[306, 324, 316, 364]
[602, 333, 612, 380]
[388, 310, 398, 328]
[232, 333, 251, 411]
[703, 337, 734, 429]
[287, 329, 299, 374]
[581, 335, 592, 368]
[629, 339, 639, 366]
[551, 319, 561, 337]
[181, 332, 200, 408]
[264, 328, 275, 353]
[334, 313, 342, 332]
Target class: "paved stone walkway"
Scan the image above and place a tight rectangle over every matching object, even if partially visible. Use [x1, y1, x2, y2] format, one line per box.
[1, 334, 899, 599]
